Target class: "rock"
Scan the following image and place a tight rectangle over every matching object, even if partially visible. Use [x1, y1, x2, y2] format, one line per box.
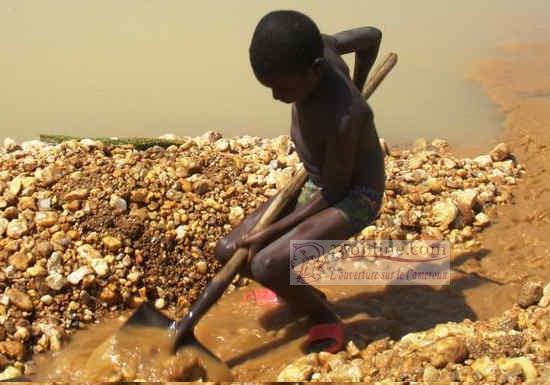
[228, 206, 245, 226]
[127, 271, 142, 283]
[346, 340, 361, 358]
[8, 252, 31, 271]
[496, 357, 538, 380]
[90, 258, 109, 277]
[130, 189, 147, 203]
[327, 363, 363, 381]
[214, 138, 230, 151]
[442, 158, 457, 169]
[453, 189, 478, 210]
[8, 176, 22, 196]
[193, 179, 212, 195]
[99, 284, 119, 305]
[40, 295, 53, 305]
[77, 244, 102, 262]
[474, 155, 493, 169]
[17, 196, 36, 211]
[471, 356, 499, 378]
[35, 240, 53, 258]
[538, 283, 550, 307]
[175, 225, 188, 241]
[37, 198, 51, 211]
[0, 366, 22, 381]
[426, 336, 468, 369]
[6, 220, 28, 239]
[2, 138, 19, 152]
[46, 252, 63, 273]
[27, 264, 47, 277]
[6, 288, 34, 311]
[277, 363, 314, 381]
[155, 298, 166, 309]
[517, 281, 543, 308]
[102, 236, 121, 252]
[489, 143, 511, 161]
[474, 212, 490, 227]
[67, 266, 91, 285]
[109, 194, 127, 213]
[0, 218, 7, 237]
[35, 211, 58, 227]
[413, 138, 428, 152]
[64, 188, 88, 201]
[432, 200, 458, 229]
[196, 261, 208, 275]
[46, 272, 66, 291]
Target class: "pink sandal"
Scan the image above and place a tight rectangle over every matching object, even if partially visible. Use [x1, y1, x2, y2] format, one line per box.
[306, 322, 345, 353]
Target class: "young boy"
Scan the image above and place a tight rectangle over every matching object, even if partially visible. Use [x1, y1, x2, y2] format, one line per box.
[214, 10, 385, 353]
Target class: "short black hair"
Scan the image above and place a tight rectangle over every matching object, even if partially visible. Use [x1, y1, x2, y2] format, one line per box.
[249, 10, 323, 79]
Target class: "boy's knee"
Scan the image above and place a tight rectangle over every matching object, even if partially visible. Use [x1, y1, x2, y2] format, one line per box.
[250, 253, 285, 284]
[214, 237, 236, 264]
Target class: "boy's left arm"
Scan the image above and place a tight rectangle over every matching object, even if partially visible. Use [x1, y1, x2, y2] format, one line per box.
[329, 26, 382, 92]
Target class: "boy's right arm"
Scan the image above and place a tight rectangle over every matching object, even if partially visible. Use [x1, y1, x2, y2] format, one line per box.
[328, 27, 382, 92]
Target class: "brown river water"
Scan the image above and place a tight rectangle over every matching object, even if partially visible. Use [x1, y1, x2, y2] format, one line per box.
[3, 1, 550, 382]
[1, 1, 549, 146]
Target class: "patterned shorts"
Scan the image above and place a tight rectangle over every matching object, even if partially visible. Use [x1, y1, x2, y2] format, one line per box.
[296, 178, 383, 233]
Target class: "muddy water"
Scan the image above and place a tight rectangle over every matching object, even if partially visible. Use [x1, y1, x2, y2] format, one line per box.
[2, 1, 550, 145]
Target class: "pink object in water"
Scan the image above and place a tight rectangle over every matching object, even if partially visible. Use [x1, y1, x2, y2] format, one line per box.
[243, 287, 280, 305]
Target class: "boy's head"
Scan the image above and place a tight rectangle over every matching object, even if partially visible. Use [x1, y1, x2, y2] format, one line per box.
[249, 10, 325, 104]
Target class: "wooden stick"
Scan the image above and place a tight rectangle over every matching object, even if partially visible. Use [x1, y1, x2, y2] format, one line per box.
[362, 52, 398, 100]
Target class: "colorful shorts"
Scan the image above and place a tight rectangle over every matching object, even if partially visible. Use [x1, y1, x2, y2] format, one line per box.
[296, 178, 383, 233]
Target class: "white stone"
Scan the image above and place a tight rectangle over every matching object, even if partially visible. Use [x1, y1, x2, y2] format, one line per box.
[175, 225, 188, 241]
[2, 138, 19, 152]
[109, 194, 127, 212]
[489, 142, 511, 161]
[67, 266, 91, 285]
[6, 220, 28, 239]
[8, 176, 22, 196]
[214, 138, 230, 151]
[40, 295, 54, 305]
[155, 298, 166, 309]
[46, 272, 67, 291]
[37, 198, 52, 211]
[90, 258, 109, 277]
[473, 155, 493, 169]
[228, 206, 245, 227]
[432, 200, 458, 228]
[452, 189, 478, 209]
[47, 252, 63, 273]
[77, 244, 102, 262]
[474, 212, 490, 227]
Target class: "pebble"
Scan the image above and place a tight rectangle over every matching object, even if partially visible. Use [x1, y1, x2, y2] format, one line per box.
[496, 357, 538, 380]
[46, 272, 67, 291]
[277, 363, 314, 381]
[102, 236, 122, 250]
[8, 252, 31, 271]
[473, 155, 493, 169]
[196, 261, 208, 275]
[0, 218, 7, 237]
[538, 282, 550, 307]
[474, 212, 490, 227]
[64, 188, 88, 201]
[77, 244, 102, 262]
[154, 298, 166, 310]
[67, 266, 91, 285]
[0, 366, 22, 380]
[517, 281, 543, 308]
[34, 211, 58, 227]
[90, 258, 109, 277]
[489, 142, 511, 161]
[109, 194, 127, 213]
[426, 336, 468, 369]
[6, 220, 28, 239]
[6, 288, 34, 311]
[228, 206, 245, 226]
[432, 200, 458, 229]
[40, 295, 53, 305]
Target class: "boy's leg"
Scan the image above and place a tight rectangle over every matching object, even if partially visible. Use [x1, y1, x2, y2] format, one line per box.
[249, 206, 355, 324]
